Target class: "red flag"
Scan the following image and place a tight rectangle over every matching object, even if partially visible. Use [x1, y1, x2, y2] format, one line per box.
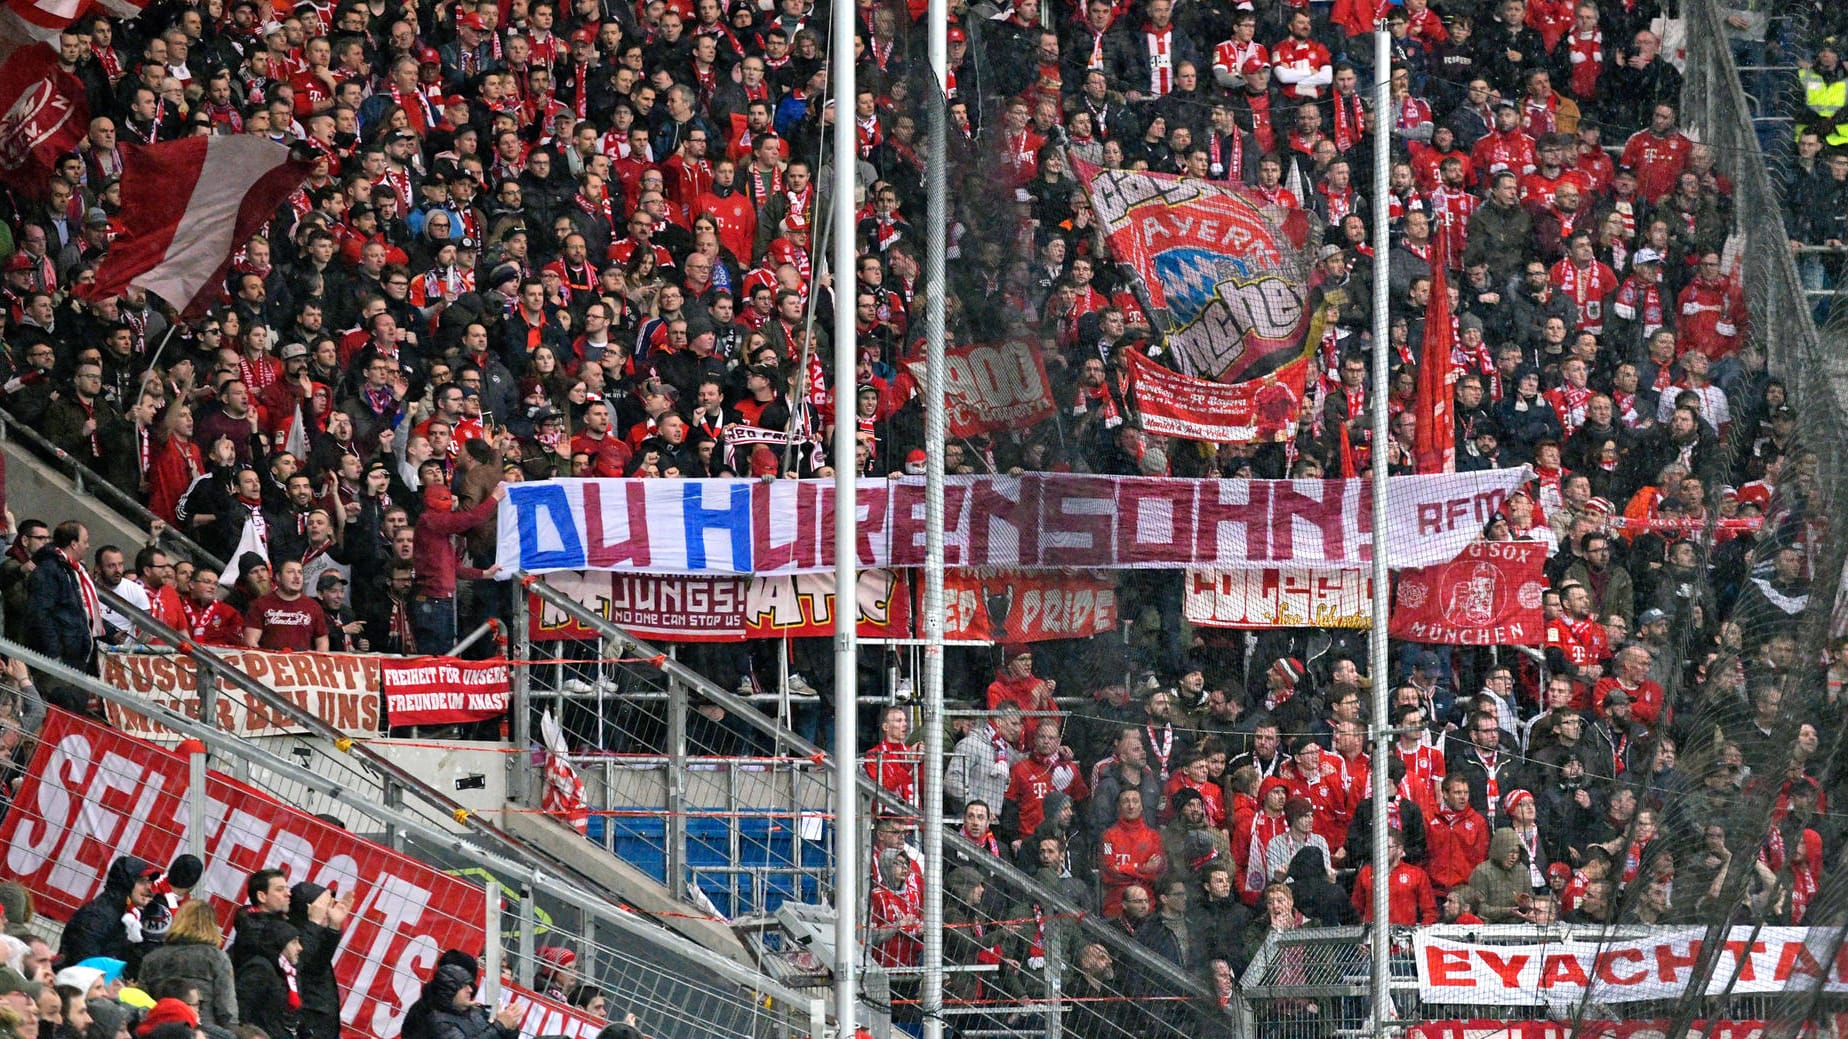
[0, 0, 148, 59]
[87, 136, 309, 317]
[0, 41, 87, 198]
[1413, 255, 1456, 473]
[1388, 541, 1547, 645]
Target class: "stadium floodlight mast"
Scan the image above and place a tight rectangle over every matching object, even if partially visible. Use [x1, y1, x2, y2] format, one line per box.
[1368, 15, 1396, 1038]
[918, 0, 950, 1036]
[831, 4, 860, 1037]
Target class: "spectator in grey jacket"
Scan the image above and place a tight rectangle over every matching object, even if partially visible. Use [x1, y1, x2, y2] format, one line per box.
[139, 900, 237, 1027]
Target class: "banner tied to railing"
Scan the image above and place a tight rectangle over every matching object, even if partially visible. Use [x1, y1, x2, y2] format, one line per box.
[1414, 927, 1848, 1005]
[0, 710, 607, 1039]
[531, 568, 1118, 643]
[496, 469, 1533, 577]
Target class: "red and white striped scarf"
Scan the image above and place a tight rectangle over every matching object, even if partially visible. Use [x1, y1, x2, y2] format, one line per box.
[71, 552, 103, 636]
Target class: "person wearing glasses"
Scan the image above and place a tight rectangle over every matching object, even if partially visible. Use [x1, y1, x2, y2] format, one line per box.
[0, 521, 50, 645]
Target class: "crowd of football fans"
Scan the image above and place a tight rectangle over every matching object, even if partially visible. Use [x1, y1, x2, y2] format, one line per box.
[0, 0, 1842, 1023]
[0, 854, 643, 1039]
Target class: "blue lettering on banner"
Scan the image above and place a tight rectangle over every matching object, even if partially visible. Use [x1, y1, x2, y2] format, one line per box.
[682, 483, 754, 571]
[514, 484, 587, 571]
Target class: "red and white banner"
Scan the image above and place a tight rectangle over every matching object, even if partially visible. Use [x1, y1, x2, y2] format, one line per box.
[380, 657, 511, 726]
[1414, 927, 1848, 1005]
[0, 42, 87, 195]
[88, 136, 311, 316]
[1183, 567, 1372, 628]
[1389, 541, 1547, 645]
[499, 469, 1536, 576]
[1408, 1022, 1768, 1039]
[529, 570, 911, 642]
[0, 710, 485, 1039]
[940, 570, 1119, 642]
[905, 339, 1054, 436]
[0, 0, 146, 59]
[99, 649, 382, 737]
[1125, 347, 1310, 443]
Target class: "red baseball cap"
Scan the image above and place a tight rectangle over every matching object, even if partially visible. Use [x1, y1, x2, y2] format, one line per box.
[1242, 57, 1266, 75]
[948, 24, 966, 42]
[571, 26, 597, 43]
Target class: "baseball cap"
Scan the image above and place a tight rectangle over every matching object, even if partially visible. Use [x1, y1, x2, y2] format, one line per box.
[1637, 608, 1669, 626]
[1632, 247, 1665, 266]
[0, 967, 41, 999]
[1241, 57, 1266, 74]
[948, 24, 966, 41]
[4, 253, 32, 272]
[457, 11, 486, 30]
[84, 208, 110, 228]
[317, 571, 348, 591]
[572, 26, 597, 43]
[279, 342, 309, 361]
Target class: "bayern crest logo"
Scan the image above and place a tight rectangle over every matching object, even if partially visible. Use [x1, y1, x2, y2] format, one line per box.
[1399, 580, 1429, 609]
[0, 77, 75, 171]
[1517, 581, 1546, 609]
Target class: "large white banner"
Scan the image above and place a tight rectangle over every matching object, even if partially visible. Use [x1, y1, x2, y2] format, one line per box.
[1414, 927, 1848, 1006]
[496, 470, 1532, 577]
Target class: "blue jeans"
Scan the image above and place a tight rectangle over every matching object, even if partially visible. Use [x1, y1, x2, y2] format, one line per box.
[411, 596, 456, 657]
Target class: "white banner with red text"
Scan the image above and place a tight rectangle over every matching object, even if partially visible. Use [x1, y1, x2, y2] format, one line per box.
[0, 710, 485, 1039]
[497, 470, 1533, 576]
[99, 648, 383, 737]
[1182, 567, 1373, 628]
[380, 657, 512, 726]
[1125, 347, 1311, 443]
[1406, 1022, 1767, 1039]
[1414, 927, 1848, 1006]
[904, 338, 1055, 437]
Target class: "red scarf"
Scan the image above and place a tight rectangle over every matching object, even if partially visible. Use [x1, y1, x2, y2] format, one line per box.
[1332, 91, 1365, 152]
[1522, 92, 1559, 135]
[1569, 29, 1603, 99]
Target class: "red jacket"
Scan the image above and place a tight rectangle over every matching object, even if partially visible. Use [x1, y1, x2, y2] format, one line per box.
[1098, 817, 1164, 916]
[1006, 754, 1089, 837]
[1285, 761, 1356, 854]
[1352, 861, 1438, 924]
[1676, 276, 1745, 359]
[412, 493, 499, 599]
[1425, 806, 1489, 892]
[864, 738, 920, 806]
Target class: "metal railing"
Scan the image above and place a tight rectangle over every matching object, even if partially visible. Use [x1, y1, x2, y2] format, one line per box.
[520, 576, 1232, 1039]
[84, 584, 826, 1034]
[0, 635, 809, 1039]
[0, 402, 225, 571]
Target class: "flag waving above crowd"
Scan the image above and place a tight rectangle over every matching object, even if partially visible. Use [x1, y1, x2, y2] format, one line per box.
[1077, 161, 1318, 385]
[86, 136, 311, 316]
[0, 40, 86, 194]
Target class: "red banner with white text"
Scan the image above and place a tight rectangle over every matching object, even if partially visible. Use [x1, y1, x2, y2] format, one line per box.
[906, 338, 1055, 436]
[1126, 347, 1310, 443]
[940, 570, 1120, 642]
[380, 658, 511, 726]
[1389, 541, 1548, 645]
[0, 710, 485, 1039]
